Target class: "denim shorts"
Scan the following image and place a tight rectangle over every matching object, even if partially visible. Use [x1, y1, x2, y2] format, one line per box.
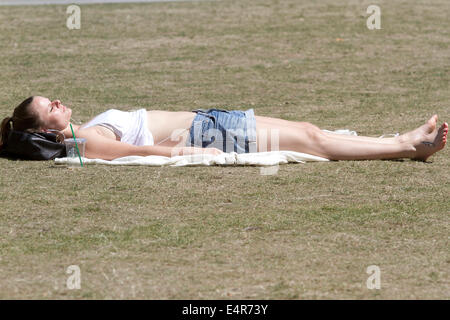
[185, 108, 257, 153]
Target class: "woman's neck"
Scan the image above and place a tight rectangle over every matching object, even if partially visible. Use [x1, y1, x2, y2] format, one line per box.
[61, 123, 81, 138]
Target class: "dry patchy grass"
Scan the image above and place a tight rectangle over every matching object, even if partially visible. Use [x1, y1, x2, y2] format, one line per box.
[0, 0, 449, 299]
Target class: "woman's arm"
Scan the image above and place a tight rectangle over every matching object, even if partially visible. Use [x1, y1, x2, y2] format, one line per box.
[141, 145, 223, 158]
[76, 130, 222, 160]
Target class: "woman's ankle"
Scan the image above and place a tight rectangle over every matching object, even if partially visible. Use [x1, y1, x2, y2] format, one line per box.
[402, 142, 417, 159]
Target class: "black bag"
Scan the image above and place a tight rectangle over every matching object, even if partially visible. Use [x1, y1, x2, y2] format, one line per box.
[0, 130, 66, 160]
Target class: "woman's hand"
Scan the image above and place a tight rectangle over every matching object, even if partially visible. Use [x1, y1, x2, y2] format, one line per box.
[171, 146, 224, 156]
[202, 147, 224, 156]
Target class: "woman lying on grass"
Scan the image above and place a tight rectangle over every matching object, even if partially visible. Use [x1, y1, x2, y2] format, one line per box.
[0, 96, 448, 161]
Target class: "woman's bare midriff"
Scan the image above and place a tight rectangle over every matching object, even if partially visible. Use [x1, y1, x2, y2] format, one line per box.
[147, 110, 196, 147]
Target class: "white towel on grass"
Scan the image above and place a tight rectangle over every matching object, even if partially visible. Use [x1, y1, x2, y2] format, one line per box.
[54, 129, 398, 167]
[55, 150, 330, 167]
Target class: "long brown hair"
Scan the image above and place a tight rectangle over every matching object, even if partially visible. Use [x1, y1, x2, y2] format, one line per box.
[0, 96, 44, 149]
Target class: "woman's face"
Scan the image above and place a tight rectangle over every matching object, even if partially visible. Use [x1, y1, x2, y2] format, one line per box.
[32, 96, 72, 131]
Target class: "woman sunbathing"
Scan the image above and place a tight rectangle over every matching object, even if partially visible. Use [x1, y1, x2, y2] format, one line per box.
[0, 96, 448, 161]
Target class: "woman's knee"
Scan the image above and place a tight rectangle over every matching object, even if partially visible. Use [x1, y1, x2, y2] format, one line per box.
[300, 122, 326, 143]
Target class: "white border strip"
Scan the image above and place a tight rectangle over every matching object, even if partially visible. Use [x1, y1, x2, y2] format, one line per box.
[0, 0, 215, 6]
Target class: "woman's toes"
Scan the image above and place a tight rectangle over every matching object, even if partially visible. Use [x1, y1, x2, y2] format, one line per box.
[424, 115, 438, 134]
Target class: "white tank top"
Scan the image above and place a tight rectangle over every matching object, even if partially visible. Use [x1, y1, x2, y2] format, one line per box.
[80, 109, 154, 146]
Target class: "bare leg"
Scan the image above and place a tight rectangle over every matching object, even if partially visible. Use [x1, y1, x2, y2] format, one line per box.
[255, 115, 448, 161]
[321, 114, 443, 145]
[322, 131, 398, 144]
[257, 115, 400, 144]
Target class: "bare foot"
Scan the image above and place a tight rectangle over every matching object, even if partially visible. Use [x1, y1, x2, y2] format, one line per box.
[397, 114, 438, 144]
[410, 120, 448, 161]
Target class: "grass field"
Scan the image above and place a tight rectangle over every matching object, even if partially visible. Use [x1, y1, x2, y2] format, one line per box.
[0, 0, 449, 299]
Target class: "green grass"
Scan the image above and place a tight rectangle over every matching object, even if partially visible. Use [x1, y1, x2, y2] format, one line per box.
[0, 0, 449, 299]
